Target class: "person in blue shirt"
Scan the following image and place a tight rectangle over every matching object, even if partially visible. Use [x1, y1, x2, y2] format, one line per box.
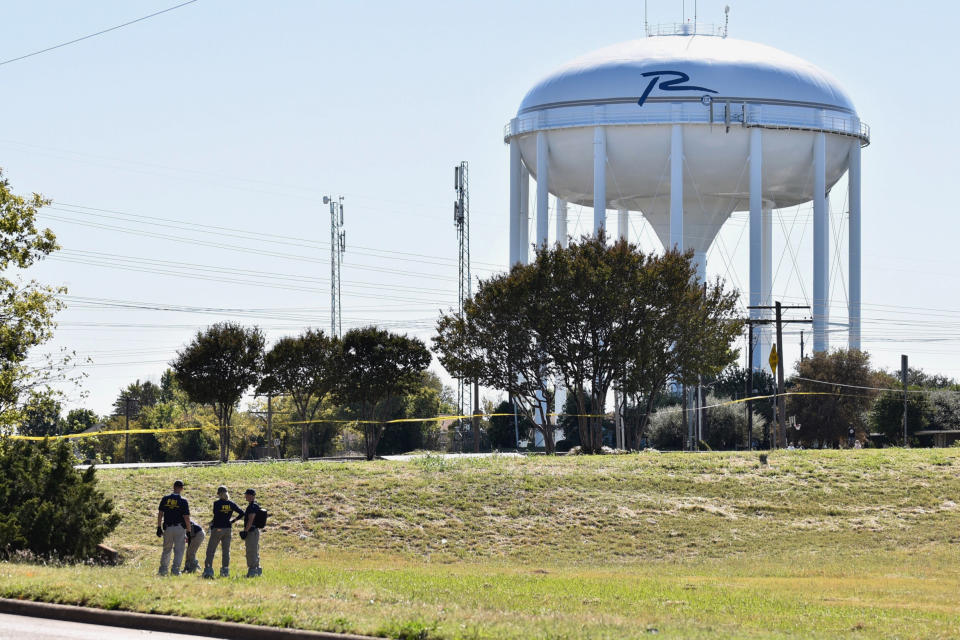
[156, 480, 191, 576]
[241, 488, 263, 577]
[202, 485, 244, 579]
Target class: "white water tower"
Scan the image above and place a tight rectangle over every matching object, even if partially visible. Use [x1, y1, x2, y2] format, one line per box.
[505, 21, 868, 363]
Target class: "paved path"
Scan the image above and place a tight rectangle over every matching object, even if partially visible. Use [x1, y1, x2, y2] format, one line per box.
[0, 612, 215, 640]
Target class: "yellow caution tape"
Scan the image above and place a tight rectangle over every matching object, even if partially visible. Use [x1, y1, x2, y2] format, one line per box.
[1, 390, 862, 440]
[5, 426, 202, 441]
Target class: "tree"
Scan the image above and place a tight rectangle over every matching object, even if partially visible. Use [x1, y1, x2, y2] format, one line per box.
[64, 408, 98, 434]
[19, 392, 63, 437]
[0, 170, 70, 432]
[533, 235, 651, 453]
[620, 250, 742, 449]
[259, 328, 340, 460]
[870, 390, 928, 445]
[171, 322, 265, 462]
[787, 349, 877, 445]
[113, 379, 161, 417]
[0, 439, 120, 561]
[435, 266, 558, 452]
[334, 326, 431, 460]
[435, 236, 741, 455]
[378, 371, 455, 455]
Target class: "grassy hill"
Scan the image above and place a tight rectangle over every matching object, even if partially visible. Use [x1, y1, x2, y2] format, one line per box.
[2, 450, 960, 639]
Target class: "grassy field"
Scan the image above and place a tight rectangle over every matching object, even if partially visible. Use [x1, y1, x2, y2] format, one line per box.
[2, 450, 960, 639]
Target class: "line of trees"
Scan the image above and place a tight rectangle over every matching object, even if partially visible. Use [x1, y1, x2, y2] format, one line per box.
[170, 323, 431, 461]
[434, 234, 743, 454]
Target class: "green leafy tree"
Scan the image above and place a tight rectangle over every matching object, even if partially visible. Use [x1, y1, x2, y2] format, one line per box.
[787, 349, 877, 445]
[870, 390, 929, 445]
[435, 236, 741, 455]
[435, 266, 558, 452]
[171, 322, 265, 462]
[927, 391, 960, 431]
[334, 326, 431, 460]
[64, 408, 98, 434]
[19, 392, 63, 437]
[620, 250, 742, 449]
[259, 328, 340, 460]
[0, 170, 71, 432]
[0, 439, 121, 560]
[378, 371, 455, 455]
[113, 379, 161, 418]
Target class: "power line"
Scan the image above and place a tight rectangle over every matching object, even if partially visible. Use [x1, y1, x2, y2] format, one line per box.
[0, 1, 200, 68]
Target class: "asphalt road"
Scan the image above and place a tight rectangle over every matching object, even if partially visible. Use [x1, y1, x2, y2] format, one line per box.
[0, 613, 218, 640]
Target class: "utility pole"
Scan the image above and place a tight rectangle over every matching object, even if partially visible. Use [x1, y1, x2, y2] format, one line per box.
[324, 195, 345, 338]
[775, 302, 786, 448]
[745, 304, 811, 449]
[746, 323, 754, 449]
[800, 331, 805, 361]
[901, 354, 909, 447]
[266, 393, 274, 457]
[454, 162, 474, 446]
[123, 395, 134, 464]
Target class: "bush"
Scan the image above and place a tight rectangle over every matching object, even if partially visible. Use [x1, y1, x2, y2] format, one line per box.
[0, 439, 121, 561]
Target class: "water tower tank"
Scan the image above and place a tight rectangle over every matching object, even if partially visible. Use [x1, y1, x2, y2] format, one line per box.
[504, 26, 868, 355]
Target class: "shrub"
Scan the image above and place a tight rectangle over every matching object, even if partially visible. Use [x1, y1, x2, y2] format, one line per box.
[0, 439, 121, 561]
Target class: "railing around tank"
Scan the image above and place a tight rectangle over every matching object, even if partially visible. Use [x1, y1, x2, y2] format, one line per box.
[504, 109, 870, 145]
[645, 22, 728, 38]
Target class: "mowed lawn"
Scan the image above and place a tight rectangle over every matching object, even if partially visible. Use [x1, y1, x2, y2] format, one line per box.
[2, 450, 960, 639]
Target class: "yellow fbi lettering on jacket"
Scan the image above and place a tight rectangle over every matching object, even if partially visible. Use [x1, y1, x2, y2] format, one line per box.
[219, 504, 232, 514]
[164, 498, 180, 510]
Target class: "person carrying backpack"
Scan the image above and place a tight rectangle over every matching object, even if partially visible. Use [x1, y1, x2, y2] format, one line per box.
[239, 488, 268, 577]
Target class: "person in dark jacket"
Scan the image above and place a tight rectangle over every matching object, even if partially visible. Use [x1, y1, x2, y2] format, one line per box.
[202, 485, 244, 579]
[241, 488, 263, 577]
[156, 480, 191, 576]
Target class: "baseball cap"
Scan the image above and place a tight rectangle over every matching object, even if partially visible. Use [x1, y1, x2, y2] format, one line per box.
[244, 488, 256, 496]
[173, 480, 184, 488]
[217, 485, 228, 494]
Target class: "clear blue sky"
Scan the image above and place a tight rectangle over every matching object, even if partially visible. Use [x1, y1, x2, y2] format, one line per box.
[1, 0, 958, 415]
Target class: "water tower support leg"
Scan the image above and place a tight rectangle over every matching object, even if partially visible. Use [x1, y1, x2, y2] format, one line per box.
[848, 142, 861, 350]
[670, 124, 684, 250]
[813, 132, 829, 352]
[536, 131, 550, 247]
[556, 199, 568, 249]
[520, 164, 530, 265]
[761, 205, 773, 369]
[509, 138, 522, 265]
[618, 208, 629, 241]
[749, 127, 763, 369]
[593, 127, 607, 236]
[693, 251, 707, 283]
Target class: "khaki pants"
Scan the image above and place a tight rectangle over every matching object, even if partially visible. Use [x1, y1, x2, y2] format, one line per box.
[160, 524, 185, 574]
[205, 527, 233, 569]
[244, 528, 260, 571]
[185, 527, 205, 567]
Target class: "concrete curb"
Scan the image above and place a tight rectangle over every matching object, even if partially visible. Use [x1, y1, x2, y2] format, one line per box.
[0, 597, 382, 640]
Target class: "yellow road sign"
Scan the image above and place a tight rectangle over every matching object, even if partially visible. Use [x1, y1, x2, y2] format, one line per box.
[768, 344, 779, 372]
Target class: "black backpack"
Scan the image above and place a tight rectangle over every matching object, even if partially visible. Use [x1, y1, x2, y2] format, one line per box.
[253, 506, 269, 529]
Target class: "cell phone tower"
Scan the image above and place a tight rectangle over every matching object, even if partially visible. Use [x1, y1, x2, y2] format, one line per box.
[324, 195, 345, 338]
[454, 162, 471, 424]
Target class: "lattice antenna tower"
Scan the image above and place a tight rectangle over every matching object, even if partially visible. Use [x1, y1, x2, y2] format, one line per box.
[324, 195, 345, 338]
[454, 162, 471, 421]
